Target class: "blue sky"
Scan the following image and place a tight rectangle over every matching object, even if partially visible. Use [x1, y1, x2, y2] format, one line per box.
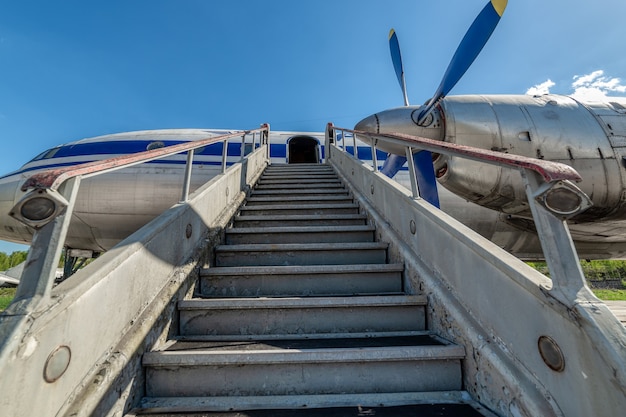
[1, 0, 625, 254]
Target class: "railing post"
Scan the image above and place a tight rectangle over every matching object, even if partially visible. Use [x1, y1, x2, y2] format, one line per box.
[10, 177, 81, 314]
[522, 170, 588, 305]
[180, 149, 194, 202]
[352, 132, 358, 158]
[221, 139, 228, 173]
[261, 123, 271, 164]
[324, 123, 334, 163]
[371, 139, 379, 172]
[405, 147, 419, 199]
[240, 134, 246, 161]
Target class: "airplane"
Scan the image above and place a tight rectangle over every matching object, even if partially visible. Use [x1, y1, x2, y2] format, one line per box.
[1, 0, 626, 266]
[355, 0, 626, 258]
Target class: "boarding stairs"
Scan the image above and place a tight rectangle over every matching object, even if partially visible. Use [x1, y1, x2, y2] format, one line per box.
[3, 126, 625, 417]
[134, 163, 491, 416]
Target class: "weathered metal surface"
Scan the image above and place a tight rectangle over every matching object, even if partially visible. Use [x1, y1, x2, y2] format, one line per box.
[328, 142, 626, 417]
[0, 143, 270, 417]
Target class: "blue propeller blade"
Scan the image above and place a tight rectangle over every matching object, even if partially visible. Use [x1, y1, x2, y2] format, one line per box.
[380, 153, 440, 208]
[389, 29, 409, 106]
[417, 0, 508, 124]
[380, 153, 407, 178]
[412, 151, 440, 207]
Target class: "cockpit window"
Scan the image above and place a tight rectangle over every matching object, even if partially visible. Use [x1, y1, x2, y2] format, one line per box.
[30, 147, 61, 162]
[147, 141, 165, 151]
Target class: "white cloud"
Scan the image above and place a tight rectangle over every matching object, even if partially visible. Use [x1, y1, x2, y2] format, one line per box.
[526, 79, 555, 96]
[571, 70, 626, 101]
[525, 70, 626, 101]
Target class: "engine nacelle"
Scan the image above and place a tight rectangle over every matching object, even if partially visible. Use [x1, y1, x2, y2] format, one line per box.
[435, 94, 626, 222]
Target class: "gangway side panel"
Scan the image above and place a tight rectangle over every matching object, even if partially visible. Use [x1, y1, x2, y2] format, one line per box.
[327, 144, 626, 417]
[0, 146, 268, 417]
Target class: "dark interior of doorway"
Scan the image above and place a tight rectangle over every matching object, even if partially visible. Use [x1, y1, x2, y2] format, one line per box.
[288, 136, 319, 164]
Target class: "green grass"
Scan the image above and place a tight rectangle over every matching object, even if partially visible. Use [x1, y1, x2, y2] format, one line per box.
[0, 287, 17, 312]
[592, 289, 626, 301]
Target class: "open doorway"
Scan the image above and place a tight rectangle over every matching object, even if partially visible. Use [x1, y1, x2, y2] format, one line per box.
[287, 136, 321, 164]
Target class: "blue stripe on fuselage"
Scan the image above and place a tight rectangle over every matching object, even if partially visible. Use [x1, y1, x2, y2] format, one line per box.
[2, 140, 393, 180]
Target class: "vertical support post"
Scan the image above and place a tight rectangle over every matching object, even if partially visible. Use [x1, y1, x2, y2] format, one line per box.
[371, 139, 379, 172]
[325, 123, 334, 163]
[405, 147, 419, 199]
[262, 123, 271, 165]
[180, 149, 194, 202]
[240, 134, 246, 161]
[11, 177, 81, 314]
[522, 171, 588, 305]
[221, 139, 228, 173]
[352, 132, 358, 158]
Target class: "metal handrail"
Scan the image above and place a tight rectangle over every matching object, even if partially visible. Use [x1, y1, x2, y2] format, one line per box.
[325, 122, 593, 306]
[332, 124, 582, 184]
[8, 124, 270, 314]
[20, 124, 270, 193]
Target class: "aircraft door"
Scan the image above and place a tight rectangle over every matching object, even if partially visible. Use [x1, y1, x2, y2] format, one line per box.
[287, 136, 321, 164]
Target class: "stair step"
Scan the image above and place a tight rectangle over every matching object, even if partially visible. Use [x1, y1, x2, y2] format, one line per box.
[175, 330, 432, 343]
[178, 295, 426, 336]
[244, 195, 354, 205]
[254, 184, 346, 192]
[264, 164, 332, 172]
[250, 188, 350, 197]
[143, 335, 464, 397]
[225, 225, 375, 244]
[238, 203, 360, 216]
[214, 242, 387, 266]
[135, 392, 493, 416]
[259, 173, 338, 180]
[199, 263, 404, 297]
[233, 214, 368, 228]
[258, 178, 341, 185]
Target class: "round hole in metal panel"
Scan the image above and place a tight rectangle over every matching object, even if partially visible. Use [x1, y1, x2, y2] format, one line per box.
[538, 335, 565, 372]
[410, 220, 417, 235]
[186, 224, 193, 239]
[44, 346, 71, 383]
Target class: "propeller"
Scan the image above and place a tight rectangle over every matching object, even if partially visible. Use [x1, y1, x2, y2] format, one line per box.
[385, 27, 441, 207]
[389, 29, 409, 107]
[380, 0, 508, 208]
[417, 0, 508, 124]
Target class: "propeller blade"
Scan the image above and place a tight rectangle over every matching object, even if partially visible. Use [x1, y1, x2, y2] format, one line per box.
[389, 29, 410, 106]
[417, 0, 508, 124]
[380, 153, 407, 178]
[380, 153, 440, 208]
[412, 151, 440, 207]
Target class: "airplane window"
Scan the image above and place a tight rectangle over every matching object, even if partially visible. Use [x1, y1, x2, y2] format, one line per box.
[147, 141, 165, 151]
[31, 147, 61, 161]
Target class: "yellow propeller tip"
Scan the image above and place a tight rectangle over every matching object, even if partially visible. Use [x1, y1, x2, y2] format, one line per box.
[491, 0, 508, 17]
[389, 28, 396, 40]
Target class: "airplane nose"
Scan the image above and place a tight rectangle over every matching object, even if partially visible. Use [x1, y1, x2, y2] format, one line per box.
[354, 114, 380, 134]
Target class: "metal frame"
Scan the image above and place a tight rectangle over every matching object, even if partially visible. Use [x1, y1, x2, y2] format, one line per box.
[326, 123, 592, 306]
[8, 124, 271, 314]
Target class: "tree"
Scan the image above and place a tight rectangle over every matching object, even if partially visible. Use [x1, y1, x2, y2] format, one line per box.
[0, 251, 28, 271]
